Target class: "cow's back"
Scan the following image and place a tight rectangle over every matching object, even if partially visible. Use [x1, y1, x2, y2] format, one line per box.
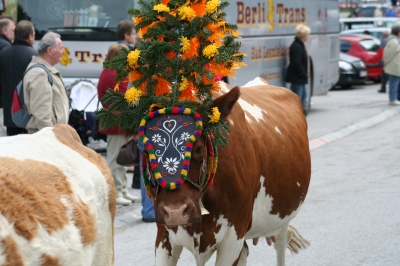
[0, 124, 116, 266]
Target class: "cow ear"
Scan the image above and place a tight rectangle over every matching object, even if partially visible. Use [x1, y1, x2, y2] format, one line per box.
[212, 86, 240, 120]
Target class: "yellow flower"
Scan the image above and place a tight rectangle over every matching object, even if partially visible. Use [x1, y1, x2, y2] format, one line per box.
[178, 6, 196, 21]
[127, 49, 140, 67]
[206, 0, 220, 14]
[179, 36, 191, 53]
[179, 77, 189, 91]
[125, 87, 142, 103]
[113, 83, 120, 91]
[202, 44, 219, 59]
[209, 107, 221, 123]
[153, 4, 170, 13]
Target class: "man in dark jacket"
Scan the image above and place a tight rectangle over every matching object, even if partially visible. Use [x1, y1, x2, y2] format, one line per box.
[0, 17, 15, 136]
[0, 20, 37, 136]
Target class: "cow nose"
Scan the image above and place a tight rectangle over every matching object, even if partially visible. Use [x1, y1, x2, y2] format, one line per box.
[162, 204, 189, 225]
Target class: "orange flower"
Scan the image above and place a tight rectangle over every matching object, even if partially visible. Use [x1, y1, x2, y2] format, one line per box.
[166, 51, 176, 59]
[181, 37, 200, 59]
[209, 60, 235, 77]
[161, 0, 170, 5]
[192, 0, 207, 17]
[129, 71, 146, 92]
[179, 81, 198, 101]
[154, 76, 172, 96]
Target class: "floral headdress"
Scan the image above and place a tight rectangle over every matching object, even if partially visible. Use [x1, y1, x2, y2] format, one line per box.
[96, 0, 246, 147]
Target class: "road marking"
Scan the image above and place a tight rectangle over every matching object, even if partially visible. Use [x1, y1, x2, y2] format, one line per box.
[309, 108, 399, 150]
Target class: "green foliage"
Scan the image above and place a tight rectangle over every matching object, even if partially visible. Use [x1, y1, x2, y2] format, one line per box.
[96, 0, 246, 147]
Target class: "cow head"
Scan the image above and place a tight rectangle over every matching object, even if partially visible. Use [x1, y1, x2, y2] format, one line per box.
[140, 87, 240, 226]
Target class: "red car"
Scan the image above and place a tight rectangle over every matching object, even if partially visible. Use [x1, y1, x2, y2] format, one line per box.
[340, 35, 382, 80]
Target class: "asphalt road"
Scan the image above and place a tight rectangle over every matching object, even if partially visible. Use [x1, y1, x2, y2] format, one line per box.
[114, 82, 400, 265]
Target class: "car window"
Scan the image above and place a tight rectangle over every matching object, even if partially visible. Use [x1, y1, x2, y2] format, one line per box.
[340, 41, 352, 52]
[359, 40, 380, 52]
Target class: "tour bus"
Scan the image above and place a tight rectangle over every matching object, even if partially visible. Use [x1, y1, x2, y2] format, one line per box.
[4, 0, 340, 114]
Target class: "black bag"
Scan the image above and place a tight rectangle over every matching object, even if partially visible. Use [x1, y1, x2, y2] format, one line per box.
[116, 139, 139, 166]
[68, 94, 96, 145]
[91, 100, 107, 141]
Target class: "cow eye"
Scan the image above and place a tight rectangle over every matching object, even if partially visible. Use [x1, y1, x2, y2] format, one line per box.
[196, 146, 203, 154]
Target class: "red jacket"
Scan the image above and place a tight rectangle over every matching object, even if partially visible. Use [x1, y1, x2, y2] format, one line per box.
[97, 68, 128, 135]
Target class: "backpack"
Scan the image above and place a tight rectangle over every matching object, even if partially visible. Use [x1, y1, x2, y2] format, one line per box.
[11, 64, 53, 128]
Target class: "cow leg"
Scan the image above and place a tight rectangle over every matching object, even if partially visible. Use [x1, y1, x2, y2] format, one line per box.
[274, 224, 289, 266]
[155, 241, 183, 266]
[214, 234, 245, 266]
[234, 240, 249, 266]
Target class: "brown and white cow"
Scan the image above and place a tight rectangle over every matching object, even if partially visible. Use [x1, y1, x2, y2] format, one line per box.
[0, 124, 116, 266]
[144, 78, 311, 265]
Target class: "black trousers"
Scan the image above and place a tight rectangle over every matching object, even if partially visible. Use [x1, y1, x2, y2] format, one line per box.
[7, 127, 28, 136]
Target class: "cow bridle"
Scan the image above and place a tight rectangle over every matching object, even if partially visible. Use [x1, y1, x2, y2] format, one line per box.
[144, 140, 207, 197]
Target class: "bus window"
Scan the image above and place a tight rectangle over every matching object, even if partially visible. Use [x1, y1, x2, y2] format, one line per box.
[19, 0, 136, 40]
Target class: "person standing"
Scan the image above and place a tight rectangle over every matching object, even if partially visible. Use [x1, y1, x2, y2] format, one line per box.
[97, 43, 139, 206]
[0, 17, 15, 137]
[383, 24, 400, 106]
[374, 5, 383, 17]
[0, 21, 37, 136]
[378, 30, 390, 93]
[0, 18, 14, 50]
[23, 32, 69, 133]
[116, 20, 139, 48]
[286, 24, 311, 112]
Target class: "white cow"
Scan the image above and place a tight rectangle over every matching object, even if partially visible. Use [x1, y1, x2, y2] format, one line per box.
[0, 124, 116, 266]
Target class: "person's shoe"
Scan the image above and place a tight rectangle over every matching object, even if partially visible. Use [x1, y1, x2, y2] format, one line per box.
[377, 89, 386, 93]
[142, 217, 156, 223]
[389, 100, 400, 106]
[123, 192, 139, 202]
[116, 197, 132, 206]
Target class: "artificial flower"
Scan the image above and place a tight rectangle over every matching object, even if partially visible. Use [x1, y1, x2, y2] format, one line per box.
[125, 87, 142, 103]
[192, 0, 207, 16]
[181, 37, 200, 59]
[179, 77, 189, 91]
[154, 4, 170, 13]
[127, 49, 140, 67]
[209, 107, 221, 123]
[178, 6, 196, 21]
[203, 44, 219, 59]
[180, 36, 191, 53]
[154, 76, 172, 95]
[206, 0, 220, 14]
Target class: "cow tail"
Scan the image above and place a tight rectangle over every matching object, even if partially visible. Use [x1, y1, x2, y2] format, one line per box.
[287, 225, 310, 254]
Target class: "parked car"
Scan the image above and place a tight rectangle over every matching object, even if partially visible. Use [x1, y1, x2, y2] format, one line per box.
[340, 35, 382, 80]
[339, 17, 400, 31]
[352, 5, 390, 17]
[341, 27, 391, 41]
[336, 52, 367, 88]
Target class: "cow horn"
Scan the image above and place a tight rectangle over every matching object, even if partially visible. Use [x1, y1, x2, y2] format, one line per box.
[199, 199, 209, 215]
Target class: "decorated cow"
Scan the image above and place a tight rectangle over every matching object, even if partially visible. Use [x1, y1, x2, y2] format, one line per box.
[0, 124, 116, 265]
[96, 0, 311, 265]
[139, 78, 311, 265]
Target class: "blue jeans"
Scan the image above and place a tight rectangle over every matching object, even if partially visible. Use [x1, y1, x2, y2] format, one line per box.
[290, 83, 307, 108]
[388, 74, 400, 102]
[138, 140, 155, 219]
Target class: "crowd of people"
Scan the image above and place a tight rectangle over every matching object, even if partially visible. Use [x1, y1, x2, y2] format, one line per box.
[0, 17, 155, 222]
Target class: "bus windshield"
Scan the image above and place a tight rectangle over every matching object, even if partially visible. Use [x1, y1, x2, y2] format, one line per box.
[19, 0, 136, 40]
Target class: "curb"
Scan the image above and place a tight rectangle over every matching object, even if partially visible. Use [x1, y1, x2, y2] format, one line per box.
[309, 108, 399, 151]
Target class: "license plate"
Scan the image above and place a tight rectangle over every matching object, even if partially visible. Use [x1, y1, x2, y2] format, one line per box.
[359, 71, 366, 77]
